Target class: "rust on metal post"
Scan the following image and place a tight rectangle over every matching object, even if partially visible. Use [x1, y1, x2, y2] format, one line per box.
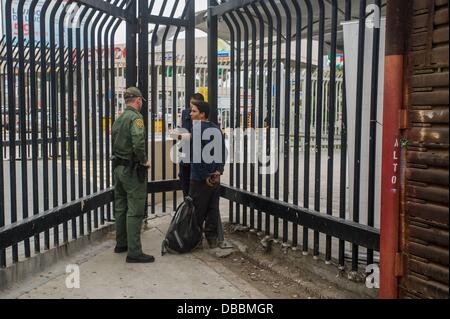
[395, 252, 405, 277]
[400, 109, 409, 129]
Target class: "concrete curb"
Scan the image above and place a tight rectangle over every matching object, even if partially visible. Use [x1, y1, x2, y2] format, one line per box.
[224, 223, 379, 299]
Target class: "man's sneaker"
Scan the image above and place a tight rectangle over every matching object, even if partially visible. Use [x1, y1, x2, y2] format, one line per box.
[207, 238, 218, 249]
[126, 253, 155, 263]
[114, 246, 128, 253]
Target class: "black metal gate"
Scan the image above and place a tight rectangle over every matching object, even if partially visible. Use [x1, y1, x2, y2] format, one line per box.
[1, 0, 384, 277]
[0, 0, 195, 268]
[208, 0, 383, 272]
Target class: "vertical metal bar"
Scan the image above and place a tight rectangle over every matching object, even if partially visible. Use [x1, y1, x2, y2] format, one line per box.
[325, 0, 338, 263]
[251, 3, 264, 233]
[0, 38, 5, 162]
[303, 0, 313, 254]
[104, 15, 111, 223]
[67, 6, 77, 240]
[208, 0, 219, 124]
[76, 7, 90, 236]
[0, 40, 7, 165]
[222, 14, 235, 224]
[90, 10, 104, 229]
[26, 47, 31, 161]
[49, 0, 63, 246]
[139, 0, 151, 176]
[25, 43, 29, 161]
[338, 0, 351, 269]
[228, 11, 241, 225]
[101, 0, 125, 223]
[97, 7, 115, 226]
[268, 0, 282, 240]
[161, 0, 181, 213]
[0, 53, 4, 265]
[243, 6, 256, 230]
[149, 1, 167, 218]
[17, 0, 31, 257]
[109, 23, 117, 124]
[110, 18, 121, 124]
[291, 0, 302, 248]
[105, 2, 123, 223]
[172, 0, 190, 210]
[58, 1, 69, 244]
[160, 5, 171, 214]
[280, 0, 292, 244]
[110, 15, 122, 201]
[39, 0, 51, 249]
[185, 0, 195, 108]
[84, 9, 96, 233]
[149, 0, 157, 216]
[97, 16, 105, 226]
[313, 0, 325, 257]
[367, 0, 381, 266]
[5, 0, 19, 262]
[0, 42, 5, 167]
[171, 2, 189, 211]
[126, 1, 137, 87]
[235, 10, 248, 227]
[259, 1, 273, 236]
[172, 25, 179, 211]
[352, 0, 367, 271]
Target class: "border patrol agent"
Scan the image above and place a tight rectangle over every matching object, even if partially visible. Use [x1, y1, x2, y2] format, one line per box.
[112, 87, 154, 263]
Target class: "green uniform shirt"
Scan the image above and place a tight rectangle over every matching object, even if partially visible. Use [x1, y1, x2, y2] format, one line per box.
[112, 106, 147, 163]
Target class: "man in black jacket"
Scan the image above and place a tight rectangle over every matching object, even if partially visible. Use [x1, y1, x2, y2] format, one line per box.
[189, 100, 226, 249]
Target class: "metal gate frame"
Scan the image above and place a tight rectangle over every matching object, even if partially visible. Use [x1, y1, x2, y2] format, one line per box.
[0, 0, 195, 267]
[207, 0, 381, 271]
[1, 0, 383, 282]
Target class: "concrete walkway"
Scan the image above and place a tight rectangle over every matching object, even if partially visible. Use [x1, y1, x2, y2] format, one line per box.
[0, 215, 267, 299]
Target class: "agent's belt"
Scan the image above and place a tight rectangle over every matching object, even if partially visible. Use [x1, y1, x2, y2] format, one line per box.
[113, 157, 136, 167]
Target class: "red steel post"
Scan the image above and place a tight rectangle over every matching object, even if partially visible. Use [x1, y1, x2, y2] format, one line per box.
[379, 0, 410, 299]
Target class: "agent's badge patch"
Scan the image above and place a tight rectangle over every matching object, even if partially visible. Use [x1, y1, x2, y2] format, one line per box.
[134, 119, 144, 129]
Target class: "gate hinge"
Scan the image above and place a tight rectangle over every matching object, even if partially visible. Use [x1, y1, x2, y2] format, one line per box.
[395, 252, 404, 277]
[399, 109, 408, 129]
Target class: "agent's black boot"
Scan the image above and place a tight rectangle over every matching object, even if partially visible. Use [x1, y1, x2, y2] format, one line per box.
[114, 246, 128, 253]
[126, 253, 155, 263]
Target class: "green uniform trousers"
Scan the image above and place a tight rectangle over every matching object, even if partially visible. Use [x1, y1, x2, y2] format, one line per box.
[113, 165, 147, 257]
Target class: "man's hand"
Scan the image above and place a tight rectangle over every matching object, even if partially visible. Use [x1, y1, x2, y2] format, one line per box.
[169, 128, 191, 140]
[142, 160, 151, 169]
[179, 133, 192, 140]
[206, 171, 221, 187]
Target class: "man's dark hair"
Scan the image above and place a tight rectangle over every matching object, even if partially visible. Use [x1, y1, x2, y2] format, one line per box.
[191, 93, 205, 102]
[192, 100, 210, 119]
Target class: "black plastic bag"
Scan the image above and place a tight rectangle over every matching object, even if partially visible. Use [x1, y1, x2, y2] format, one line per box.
[161, 196, 202, 255]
